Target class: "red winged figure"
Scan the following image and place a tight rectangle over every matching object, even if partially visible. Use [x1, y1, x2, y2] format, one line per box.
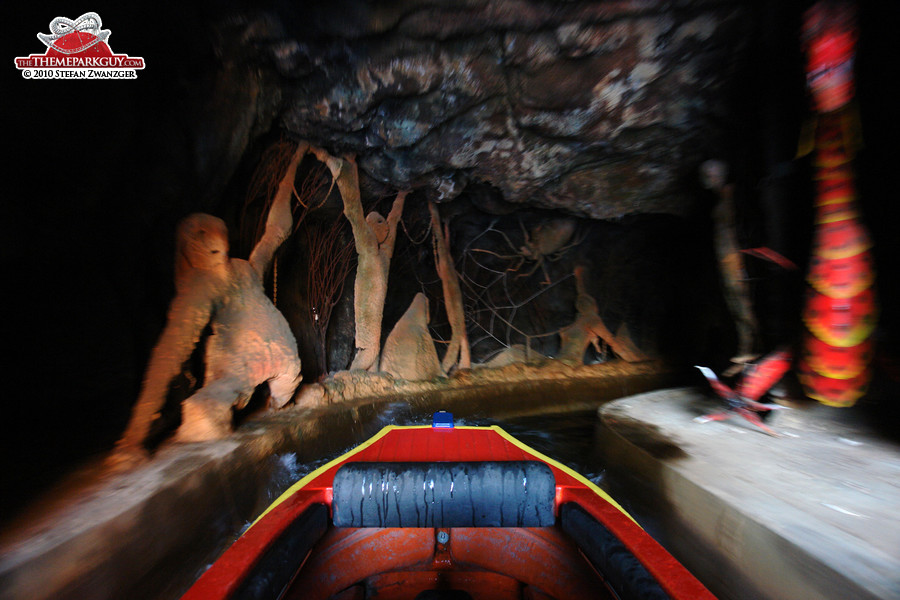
[695, 348, 793, 436]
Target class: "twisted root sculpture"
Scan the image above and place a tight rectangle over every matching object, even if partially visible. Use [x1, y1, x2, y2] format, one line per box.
[310, 148, 407, 371]
[558, 266, 647, 364]
[428, 200, 470, 373]
[111, 144, 307, 464]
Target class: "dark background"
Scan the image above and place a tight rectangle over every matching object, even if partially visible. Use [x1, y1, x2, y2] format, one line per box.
[4, 0, 899, 520]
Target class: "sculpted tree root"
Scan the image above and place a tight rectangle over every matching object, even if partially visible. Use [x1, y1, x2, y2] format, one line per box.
[557, 266, 648, 365]
[429, 200, 470, 373]
[309, 147, 407, 372]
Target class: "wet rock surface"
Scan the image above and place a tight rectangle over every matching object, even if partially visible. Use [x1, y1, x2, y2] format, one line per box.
[270, 0, 749, 215]
[182, 1, 748, 378]
[6, 1, 765, 520]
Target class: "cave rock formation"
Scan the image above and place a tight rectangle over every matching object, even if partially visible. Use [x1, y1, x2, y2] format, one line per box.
[380, 293, 443, 381]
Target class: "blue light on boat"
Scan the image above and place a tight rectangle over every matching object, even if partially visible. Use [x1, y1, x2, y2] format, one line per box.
[432, 411, 454, 428]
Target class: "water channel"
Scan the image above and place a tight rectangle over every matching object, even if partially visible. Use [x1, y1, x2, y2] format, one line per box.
[175, 377, 680, 598]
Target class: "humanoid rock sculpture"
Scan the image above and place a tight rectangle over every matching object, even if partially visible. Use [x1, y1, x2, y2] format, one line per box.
[111, 145, 306, 464]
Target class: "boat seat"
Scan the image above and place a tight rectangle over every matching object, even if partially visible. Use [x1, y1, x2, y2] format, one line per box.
[560, 503, 671, 600]
[333, 461, 556, 527]
[233, 503, 329, 600]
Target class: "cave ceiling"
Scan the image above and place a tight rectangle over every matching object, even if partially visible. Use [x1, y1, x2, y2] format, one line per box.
[211, 0, 750, 219]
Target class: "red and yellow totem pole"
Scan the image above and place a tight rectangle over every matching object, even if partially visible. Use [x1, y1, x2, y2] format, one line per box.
[797, 1, 877, 406]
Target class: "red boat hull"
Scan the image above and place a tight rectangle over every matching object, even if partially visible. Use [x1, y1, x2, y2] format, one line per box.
[183, 422, 714, 600]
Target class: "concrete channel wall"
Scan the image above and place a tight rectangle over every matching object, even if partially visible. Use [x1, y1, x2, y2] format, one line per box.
[0, 362, 674, 600]
[598, 388, 900, 600]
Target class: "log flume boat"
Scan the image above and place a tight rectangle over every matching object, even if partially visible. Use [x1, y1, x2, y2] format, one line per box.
[183, 412, 714, 600]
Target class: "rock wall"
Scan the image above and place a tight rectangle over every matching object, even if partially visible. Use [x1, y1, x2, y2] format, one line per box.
[8, 0, 830, 513]
[274, 0, 750, 216]
[143, 0, 753, 375]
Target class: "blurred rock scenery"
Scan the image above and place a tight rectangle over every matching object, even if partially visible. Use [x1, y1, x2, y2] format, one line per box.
[5, 0, 898, 525]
